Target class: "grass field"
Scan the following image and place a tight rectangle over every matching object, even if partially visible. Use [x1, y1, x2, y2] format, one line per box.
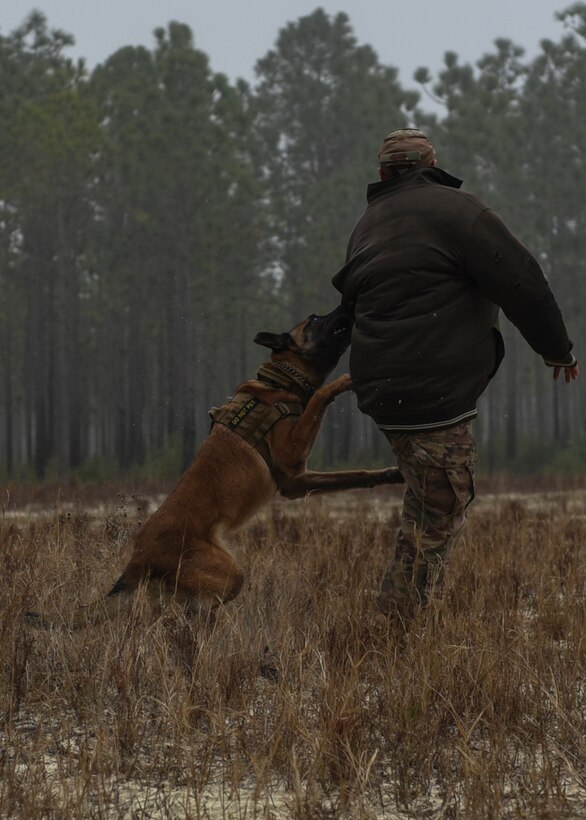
[1, 483, 586, 818]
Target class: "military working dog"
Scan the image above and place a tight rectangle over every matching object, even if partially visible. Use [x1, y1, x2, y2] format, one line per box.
[26, 305, 403, 627]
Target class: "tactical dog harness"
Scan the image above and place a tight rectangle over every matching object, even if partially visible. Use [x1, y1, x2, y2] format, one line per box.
[208, 361, 313, 473]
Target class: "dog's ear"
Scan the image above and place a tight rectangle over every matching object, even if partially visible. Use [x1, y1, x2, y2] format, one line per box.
[253, 332, 290, 351]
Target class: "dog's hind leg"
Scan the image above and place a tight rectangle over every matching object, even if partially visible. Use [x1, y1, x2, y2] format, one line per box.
[25, 542, 244, 629]
[171, 541, 245, 610]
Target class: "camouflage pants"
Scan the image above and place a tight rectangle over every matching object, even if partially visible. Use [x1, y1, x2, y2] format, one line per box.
[377, 421, 476, 617]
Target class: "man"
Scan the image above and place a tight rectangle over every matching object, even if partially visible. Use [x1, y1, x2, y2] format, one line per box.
[332, 128, 578, 626]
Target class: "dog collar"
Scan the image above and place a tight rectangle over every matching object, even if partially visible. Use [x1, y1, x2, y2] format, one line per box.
[257, 361, 316, 398]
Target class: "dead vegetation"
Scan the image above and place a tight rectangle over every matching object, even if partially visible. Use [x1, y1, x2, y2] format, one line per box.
[1, 486, 586, 818]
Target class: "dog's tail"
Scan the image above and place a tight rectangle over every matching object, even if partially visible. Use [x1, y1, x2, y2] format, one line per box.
[24, 570, 140, 630]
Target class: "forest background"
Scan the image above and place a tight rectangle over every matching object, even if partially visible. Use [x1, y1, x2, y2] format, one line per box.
[1, 4, 586, 483]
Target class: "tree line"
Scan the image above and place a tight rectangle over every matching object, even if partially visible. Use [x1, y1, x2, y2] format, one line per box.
[1, 5, 586, 482]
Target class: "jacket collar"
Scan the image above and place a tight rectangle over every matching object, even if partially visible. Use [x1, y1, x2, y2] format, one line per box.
[366, 166, 463, 203]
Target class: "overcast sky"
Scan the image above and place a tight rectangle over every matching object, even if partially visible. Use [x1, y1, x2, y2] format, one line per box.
[2, 0, 572, 101]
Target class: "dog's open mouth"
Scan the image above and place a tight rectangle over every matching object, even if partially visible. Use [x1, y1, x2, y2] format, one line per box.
[333, 323, 349, 336]
[331, 315, 353, 339]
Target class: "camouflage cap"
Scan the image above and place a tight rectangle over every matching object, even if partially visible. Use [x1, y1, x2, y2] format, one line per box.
[378, 128, 436, 167]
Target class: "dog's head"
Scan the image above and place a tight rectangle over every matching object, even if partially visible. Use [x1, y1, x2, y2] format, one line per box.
[254, 304, 354, 379]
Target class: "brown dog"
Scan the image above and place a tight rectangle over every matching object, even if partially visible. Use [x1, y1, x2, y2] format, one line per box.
[26, 305, 403, 627]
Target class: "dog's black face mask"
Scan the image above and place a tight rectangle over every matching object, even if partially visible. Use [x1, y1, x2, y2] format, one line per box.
[301, 304, 353, 361]
[254, 305, 353, 371]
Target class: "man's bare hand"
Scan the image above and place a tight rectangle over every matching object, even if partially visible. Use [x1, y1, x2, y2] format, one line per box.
[553, 363, 579, 383]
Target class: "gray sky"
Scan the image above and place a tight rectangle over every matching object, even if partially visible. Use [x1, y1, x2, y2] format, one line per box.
[2, 0, 572, 99]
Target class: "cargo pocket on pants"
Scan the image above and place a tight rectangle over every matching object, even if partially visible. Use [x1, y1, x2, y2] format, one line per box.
[444, 465, 475, 516]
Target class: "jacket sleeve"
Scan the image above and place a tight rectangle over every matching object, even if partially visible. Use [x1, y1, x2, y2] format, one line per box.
[465, 208, 574, 365]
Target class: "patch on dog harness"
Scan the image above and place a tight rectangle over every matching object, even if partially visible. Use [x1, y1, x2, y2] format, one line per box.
[228, 396, 261, 428]
[209, 392, 303, 470]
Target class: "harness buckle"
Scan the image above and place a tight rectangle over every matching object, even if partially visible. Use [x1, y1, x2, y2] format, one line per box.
[274, 401, 291, 417]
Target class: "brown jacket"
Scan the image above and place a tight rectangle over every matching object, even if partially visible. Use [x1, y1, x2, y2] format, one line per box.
[332, 166, 574, 431]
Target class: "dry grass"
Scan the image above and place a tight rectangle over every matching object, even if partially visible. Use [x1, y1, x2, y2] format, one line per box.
[2, 486, 586, 818]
